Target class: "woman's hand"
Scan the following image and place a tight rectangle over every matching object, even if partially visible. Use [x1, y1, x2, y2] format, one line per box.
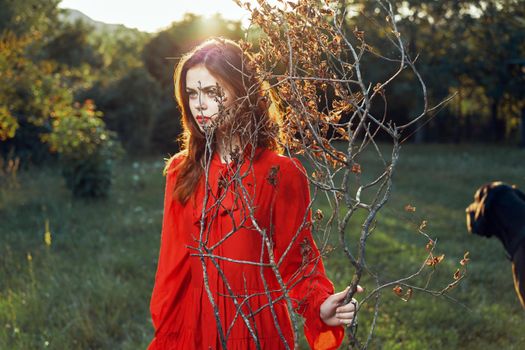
[320, 285, 364, 327]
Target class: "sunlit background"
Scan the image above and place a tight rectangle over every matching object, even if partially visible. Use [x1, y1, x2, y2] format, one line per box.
[59, 0, 252, 32]
[58, 0, 485, 33]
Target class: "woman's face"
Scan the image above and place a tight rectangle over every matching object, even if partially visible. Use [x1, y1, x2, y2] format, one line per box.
[185, 65, 234, 132]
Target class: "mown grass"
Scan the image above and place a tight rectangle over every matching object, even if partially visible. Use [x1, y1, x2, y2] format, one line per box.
[0, 143, 524, 349]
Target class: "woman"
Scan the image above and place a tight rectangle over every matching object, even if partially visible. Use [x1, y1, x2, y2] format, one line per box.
[148, 37, 360, 350]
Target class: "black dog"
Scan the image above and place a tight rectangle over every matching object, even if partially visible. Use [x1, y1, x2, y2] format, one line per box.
[466, 181, 525, 308]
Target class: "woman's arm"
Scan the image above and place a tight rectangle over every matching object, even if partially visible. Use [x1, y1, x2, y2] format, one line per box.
[271, 157, 345, 350]
[149, 156, 190, 333]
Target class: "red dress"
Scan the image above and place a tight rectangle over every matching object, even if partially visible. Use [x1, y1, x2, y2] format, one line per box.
[148, 147, 344, 349]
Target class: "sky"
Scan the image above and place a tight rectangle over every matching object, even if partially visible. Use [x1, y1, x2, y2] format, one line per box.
[58, 0, 252, 32]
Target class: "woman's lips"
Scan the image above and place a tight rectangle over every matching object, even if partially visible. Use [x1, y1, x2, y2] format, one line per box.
[196, 115, 211, 123]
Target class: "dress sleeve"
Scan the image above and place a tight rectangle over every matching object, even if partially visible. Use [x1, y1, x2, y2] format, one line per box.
[149, 156, 190, 333]
[271, 158, 344, 350]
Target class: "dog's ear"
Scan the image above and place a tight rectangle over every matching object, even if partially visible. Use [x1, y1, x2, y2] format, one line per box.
[466, 182, 505, 237]
[473, 183, 489, 203]
[466, 202, 482, 234]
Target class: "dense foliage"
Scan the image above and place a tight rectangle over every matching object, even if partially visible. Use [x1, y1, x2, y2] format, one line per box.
[1, 0, 524, 170]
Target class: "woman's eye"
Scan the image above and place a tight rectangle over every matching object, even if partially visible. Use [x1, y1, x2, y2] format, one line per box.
[207, 90, 217, 97]
[188, 91, 197, 98]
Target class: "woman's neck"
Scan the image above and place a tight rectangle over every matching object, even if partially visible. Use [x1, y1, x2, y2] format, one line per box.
[216, 135, 241, 164]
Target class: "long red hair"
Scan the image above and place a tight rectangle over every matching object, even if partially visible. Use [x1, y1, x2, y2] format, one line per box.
[166, 37, 282, 204]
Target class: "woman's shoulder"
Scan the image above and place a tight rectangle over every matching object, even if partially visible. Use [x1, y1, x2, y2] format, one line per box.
[258, 149, 307, 179]
[162, 151, 187, 177]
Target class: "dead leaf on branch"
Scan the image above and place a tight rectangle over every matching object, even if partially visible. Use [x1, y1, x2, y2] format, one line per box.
[425, 254, 445, 267]
[266, 165, 280, 187]
[351, 163, 361, 174]
[460, 251, 470, 266]
[392, 285, 413, 302]
[353, 26, 365, 41]
[404, 204, 416, 212]
[393, 285, 403, 296]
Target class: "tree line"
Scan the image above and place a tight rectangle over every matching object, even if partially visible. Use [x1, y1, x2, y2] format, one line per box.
[1, 0, 523, 171]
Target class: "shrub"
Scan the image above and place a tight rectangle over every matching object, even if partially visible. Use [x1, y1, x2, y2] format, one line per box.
[44, 100, 124, 198]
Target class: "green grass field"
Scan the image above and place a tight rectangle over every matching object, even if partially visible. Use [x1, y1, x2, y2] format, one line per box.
[1, 143, 524, 349]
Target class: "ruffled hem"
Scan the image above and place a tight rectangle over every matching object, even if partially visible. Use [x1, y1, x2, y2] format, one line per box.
[148, 328, 295, 350]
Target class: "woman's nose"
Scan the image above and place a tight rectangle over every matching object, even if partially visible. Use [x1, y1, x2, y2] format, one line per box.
[195, 94, 207, 111]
